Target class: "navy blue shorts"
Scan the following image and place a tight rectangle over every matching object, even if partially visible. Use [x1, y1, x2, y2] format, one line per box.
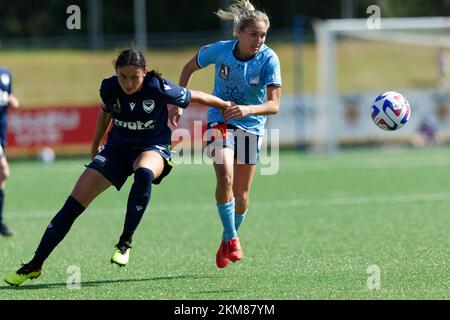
[86, 144, 173, 190]
[205, 122, 262, 165]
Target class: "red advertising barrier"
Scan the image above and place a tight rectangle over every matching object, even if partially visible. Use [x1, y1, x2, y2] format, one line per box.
[6, 105, 99, 158]
[6, 103, 208, 158]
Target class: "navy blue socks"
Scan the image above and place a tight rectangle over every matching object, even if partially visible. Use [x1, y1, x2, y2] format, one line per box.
[31, 196, 86, 267]
[119, 168, 154, 244]
[29, 168, 155, 267]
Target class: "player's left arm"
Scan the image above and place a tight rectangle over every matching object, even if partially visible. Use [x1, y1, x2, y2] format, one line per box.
[162, 78, 232, 112]
[190, 90, 233, 111]
[224, 85, 281, 120]
[8, 93, 19, 109]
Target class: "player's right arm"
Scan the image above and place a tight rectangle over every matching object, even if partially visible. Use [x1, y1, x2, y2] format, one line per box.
[179, 54, 201, 87]
[90, 106, 111, 159]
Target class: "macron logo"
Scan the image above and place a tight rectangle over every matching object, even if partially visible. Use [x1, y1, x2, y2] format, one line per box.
[136, 205, 144, 211]
[130, 102, 136, 111]
[164, 84, 172, 91]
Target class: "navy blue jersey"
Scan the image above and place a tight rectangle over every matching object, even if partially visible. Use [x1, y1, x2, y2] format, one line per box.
[100, 74, 191, 148]
[0, 67, 13, 146]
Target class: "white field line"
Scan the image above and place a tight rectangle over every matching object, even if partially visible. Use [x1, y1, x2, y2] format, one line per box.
[11, 156, 450, 183]
[257, 193, 450, 208]
[7, 193, 450, 221]
[278, 158, 450, 171]
[149, 156, 450, 174]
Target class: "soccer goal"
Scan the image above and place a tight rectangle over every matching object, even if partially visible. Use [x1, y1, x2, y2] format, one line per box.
[312, 16, 450, 152]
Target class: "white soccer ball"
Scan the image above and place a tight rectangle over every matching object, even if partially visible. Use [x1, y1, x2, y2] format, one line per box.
[371, 91, 411, 131]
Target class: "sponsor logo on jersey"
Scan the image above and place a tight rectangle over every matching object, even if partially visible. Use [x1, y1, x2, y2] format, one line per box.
[219, 64, 230, 80]
[249, 74, 260, 87]
[114, 119, 155, 130]
[143, 99, 155, 113]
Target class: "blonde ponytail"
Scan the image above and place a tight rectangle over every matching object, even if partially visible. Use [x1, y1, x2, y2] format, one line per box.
[215, 0, 269, 37]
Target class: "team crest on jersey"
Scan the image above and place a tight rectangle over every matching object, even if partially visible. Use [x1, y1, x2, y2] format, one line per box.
[219, 64, 230, 80]
[249, 74, 260, 87]
[143, 99, 155, 113]
[0, 74, 10, 87]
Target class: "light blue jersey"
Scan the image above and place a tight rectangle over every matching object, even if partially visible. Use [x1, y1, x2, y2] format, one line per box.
[197, 40, 281, 136]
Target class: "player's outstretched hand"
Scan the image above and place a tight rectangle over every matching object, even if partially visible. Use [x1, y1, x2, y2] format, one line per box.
[223, 104, 251, 120]
[168, 104, 183, 128]
[221, 101, 236, 123]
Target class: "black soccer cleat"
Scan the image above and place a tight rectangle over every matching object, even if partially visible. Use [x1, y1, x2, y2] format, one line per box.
[0, 224, 14, 237]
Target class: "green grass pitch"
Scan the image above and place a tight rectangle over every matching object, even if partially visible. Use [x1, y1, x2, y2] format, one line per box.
[0, 148, 448, 299]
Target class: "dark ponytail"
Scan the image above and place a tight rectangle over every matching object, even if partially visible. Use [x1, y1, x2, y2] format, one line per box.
[114, 48, 162, 77]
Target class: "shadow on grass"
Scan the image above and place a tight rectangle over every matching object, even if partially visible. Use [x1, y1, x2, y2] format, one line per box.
[1, 274, 216, 290]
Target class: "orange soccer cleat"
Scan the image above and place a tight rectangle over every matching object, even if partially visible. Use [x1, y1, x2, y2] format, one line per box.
[215, 239, 230, 269]
[226, 237, 243, 262]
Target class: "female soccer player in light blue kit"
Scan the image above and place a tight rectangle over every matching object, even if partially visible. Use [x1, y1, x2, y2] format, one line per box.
[171, 0, 282, 268]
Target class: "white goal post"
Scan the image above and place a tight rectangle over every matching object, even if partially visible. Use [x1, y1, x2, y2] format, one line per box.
[313, 17, 450, 152]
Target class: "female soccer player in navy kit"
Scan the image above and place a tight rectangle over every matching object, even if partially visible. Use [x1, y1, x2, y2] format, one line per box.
[0, 67, 20, 237]
[171, 0, 282, 268]
[5, 48, 232, 286]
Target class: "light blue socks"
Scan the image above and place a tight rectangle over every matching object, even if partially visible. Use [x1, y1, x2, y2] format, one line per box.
[235, 209, 247, 231]
[217, 199, 237, 241]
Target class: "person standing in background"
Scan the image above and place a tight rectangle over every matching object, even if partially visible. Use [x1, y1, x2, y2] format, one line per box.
[0, 66, 20, 237]
[436, 47, 449, 89]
